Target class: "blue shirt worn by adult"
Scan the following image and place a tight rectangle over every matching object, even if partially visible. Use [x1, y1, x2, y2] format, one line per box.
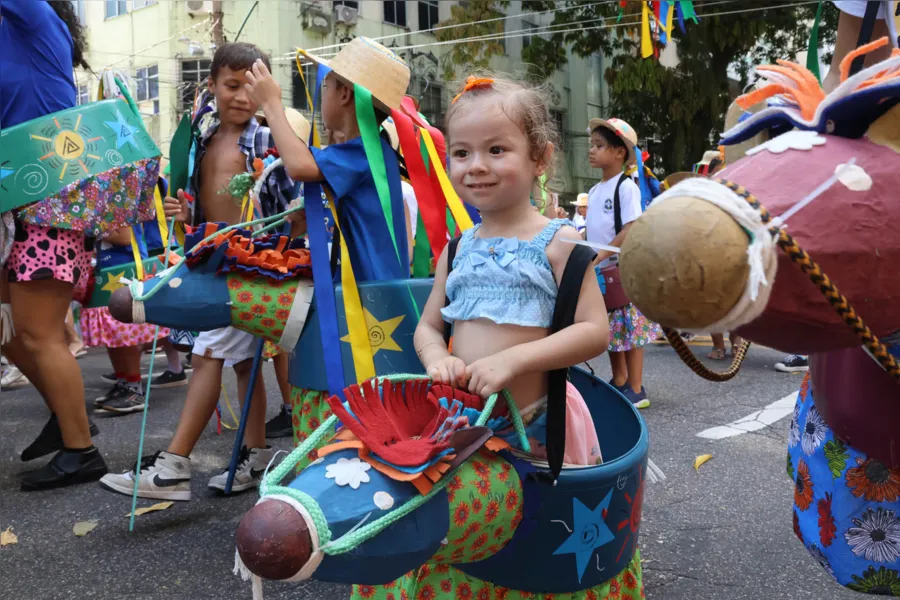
[311, 136, 409, 282]
[0, 0, 76, 128]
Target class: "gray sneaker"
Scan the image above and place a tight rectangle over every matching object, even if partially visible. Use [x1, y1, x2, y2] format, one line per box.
[150, 369, 188, 388]
[97, 387, 145, 415]
[99, 451, 191, 501]
[208, 446, 275, 494]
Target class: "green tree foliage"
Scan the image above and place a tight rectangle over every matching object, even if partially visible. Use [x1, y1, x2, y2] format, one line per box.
[436, 0, 511, 82]
[514, 1, 838, 173]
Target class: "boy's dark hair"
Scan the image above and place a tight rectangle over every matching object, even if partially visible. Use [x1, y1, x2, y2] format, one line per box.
[210, 43, 270, 80]
[592, 126, 628, 156]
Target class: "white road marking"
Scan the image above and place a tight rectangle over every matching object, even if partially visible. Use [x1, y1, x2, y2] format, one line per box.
[696, 392, 798, 440]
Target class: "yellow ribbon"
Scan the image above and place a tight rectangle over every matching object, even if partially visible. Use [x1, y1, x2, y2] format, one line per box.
[419, 129, 474, 232]
[326, 193, 376, 383]
[129, 228, 145, 282]
[641, 2, 653, 59]
[154, 184, 169, 247]
[295, 51, 321, 148]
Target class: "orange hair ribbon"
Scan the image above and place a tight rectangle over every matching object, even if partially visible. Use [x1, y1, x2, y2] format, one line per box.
[451, 76, 495, 104]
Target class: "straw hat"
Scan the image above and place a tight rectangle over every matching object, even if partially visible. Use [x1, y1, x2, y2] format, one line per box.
[661, 171, 699, 190]
[587, 117, 638, 165]
[285, 108, 311, 145]
[574, 193, 589, 207]
[300, 37, 410, 112]
[696, 150, 722, 167]
[255, 108, 311, 144]
[723, 93, 770, 164]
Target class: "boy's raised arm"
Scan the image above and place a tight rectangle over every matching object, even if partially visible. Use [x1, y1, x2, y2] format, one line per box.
[245, 60, 323, 182]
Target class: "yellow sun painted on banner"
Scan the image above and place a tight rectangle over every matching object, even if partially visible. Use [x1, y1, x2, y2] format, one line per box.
[101, 271, 127, 293]
[341, 308, 405, 356]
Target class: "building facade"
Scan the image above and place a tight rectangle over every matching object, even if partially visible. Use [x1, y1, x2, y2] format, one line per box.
[73, 0, 613, 202]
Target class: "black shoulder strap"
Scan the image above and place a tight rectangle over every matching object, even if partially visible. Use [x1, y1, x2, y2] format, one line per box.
[613, 173, 627, 235]
[442, 236, 462, 346]
[545, 243, 597, 482]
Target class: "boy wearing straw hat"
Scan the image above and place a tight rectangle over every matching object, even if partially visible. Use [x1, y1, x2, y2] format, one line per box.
[100, 43, 308, 502]
[244, 37, 412, 460]
[245, 36, 411, 282]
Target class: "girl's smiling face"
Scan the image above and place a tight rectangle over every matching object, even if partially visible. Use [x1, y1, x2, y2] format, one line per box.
[447, 96, 548, 215]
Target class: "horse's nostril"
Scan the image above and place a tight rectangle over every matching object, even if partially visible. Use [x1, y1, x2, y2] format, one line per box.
[236, 499, 313, 581]
[108, 287, 135, 323]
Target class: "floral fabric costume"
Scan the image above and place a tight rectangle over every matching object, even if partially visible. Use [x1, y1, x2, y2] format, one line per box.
[788, 375, 900, 595]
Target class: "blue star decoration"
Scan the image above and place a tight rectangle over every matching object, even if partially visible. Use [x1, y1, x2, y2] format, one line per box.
[0, 167, 13, 182]
[553, 490, 615, 583]
[104, 110, 139, 150]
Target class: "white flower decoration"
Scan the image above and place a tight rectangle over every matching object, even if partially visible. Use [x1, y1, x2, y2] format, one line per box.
[835, 163, 872, 191]
[373, 491, 395, 510]
[325, 457, 371, 489]
[745, 130, 827, 156]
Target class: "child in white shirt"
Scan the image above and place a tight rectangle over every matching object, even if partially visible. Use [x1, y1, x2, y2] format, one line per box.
[584, 118, 661, 409]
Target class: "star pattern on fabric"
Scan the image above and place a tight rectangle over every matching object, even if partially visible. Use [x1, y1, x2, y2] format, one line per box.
[340, 308, 405, 356]
[101, 271, 126, 293]
[553, 490, 616, 583]
[104, 110, 140, 150]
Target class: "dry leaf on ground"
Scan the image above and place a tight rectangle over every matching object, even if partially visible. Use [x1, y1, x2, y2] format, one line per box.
[126, 501, 174, 517]
[73, 521, 99, 537]
[0, 527, 18, 546]
[694, 454, 713, 471]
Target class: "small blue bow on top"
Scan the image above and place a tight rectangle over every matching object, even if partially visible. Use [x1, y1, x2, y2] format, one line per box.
[470, 238, 519, 268]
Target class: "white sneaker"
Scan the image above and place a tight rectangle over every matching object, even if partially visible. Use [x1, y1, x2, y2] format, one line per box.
[208, 446, 274, 494]
[99, 451, 191, 501]
[1, 366, 30, 389]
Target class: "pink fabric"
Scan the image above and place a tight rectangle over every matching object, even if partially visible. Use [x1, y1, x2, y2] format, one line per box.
[525, 381, 603, 466]
[80, 306, 169, 349]
[6, 221, 93, 292]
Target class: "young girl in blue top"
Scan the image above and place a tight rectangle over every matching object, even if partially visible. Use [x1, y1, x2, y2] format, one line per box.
[414, 75, 609, 465]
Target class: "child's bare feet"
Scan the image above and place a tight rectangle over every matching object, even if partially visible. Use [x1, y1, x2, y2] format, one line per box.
[708, 348, 726, 360]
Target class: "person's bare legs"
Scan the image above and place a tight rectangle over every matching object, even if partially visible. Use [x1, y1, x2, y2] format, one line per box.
[624, 348, 645, 394]
[609, 351, 628, 387]
[729, 332, 744, 355]
[65, 305, 84, 356]
[5, 278, 91, 449]
[709, 333, 727, 360]
[167, 354, 224, 457]
[823, 10, 891, 93]
[234, 358, 268, 450]
[272, 352, 292, 409]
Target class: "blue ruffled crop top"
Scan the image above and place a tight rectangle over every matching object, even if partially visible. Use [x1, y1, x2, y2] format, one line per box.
[442, 219, 570, 328]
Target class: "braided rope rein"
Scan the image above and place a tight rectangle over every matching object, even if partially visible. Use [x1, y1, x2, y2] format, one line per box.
[667, 178, 900, 383]
[663, 328, 751, 382]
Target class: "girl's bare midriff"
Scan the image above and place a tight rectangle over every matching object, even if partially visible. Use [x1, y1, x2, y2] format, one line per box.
[453, 318, 548, 410]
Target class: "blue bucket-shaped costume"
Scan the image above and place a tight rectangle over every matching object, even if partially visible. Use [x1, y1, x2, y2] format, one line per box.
[235, 368, 648, 597]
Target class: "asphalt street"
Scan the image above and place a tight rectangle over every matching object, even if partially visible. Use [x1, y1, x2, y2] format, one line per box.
[0, 343, 858, 599]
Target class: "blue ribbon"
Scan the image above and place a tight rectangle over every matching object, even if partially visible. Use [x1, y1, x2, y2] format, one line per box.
[676, 2, 686, 34]
[633, 146, 652, 211]
[659, 1, 670, 45]
[305, 65, 347, 400]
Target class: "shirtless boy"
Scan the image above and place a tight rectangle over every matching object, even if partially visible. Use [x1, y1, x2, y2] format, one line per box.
[100, 43, 297, 500]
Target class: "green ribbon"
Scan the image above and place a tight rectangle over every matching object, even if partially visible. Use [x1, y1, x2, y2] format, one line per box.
[807, 1, 825, 84]
[355, 85, 400, 264]
[412, 212, 431, 277]
[682, 1, 698, 23]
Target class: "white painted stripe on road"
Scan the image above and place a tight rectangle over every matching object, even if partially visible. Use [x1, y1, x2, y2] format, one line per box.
[696, 392, 798, 440]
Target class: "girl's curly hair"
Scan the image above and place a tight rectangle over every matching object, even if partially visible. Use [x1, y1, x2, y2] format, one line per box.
[49, 1, 91, 70]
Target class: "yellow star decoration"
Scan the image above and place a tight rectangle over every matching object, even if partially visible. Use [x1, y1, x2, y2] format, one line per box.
[341, 308, 405, 356]
[101, 271, 126, 293]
